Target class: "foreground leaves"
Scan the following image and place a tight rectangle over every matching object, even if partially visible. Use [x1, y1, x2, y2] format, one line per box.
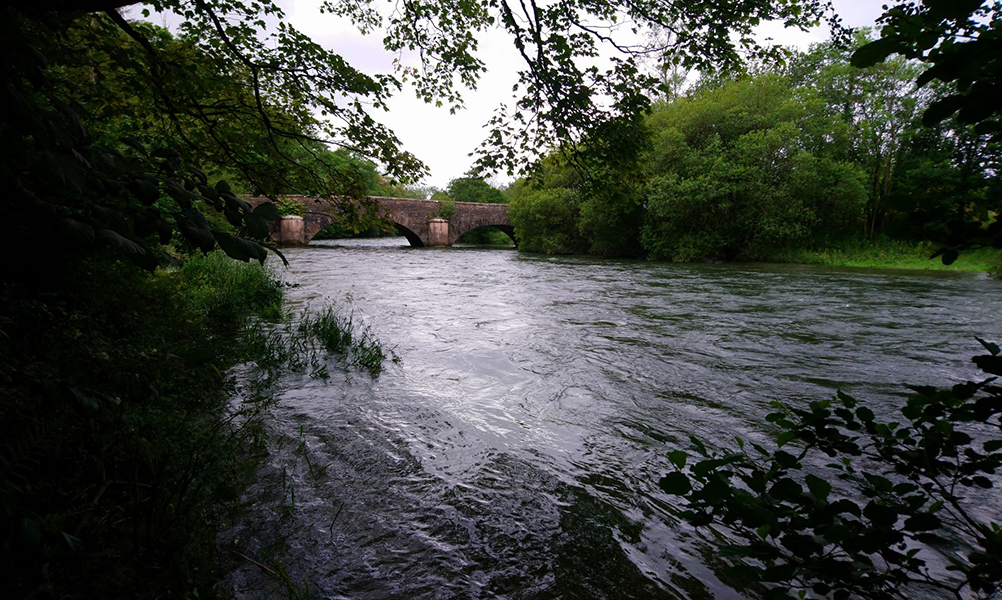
[662, 341, 1002, 599]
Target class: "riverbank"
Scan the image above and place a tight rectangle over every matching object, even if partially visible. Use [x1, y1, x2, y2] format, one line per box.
[765, 239, 1002, 274]
[0, 252, 284, 598]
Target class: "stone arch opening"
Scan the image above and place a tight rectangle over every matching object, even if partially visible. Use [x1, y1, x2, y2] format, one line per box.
[452, 224, 517, 246]
[451, 223, 517, 247]
[394, 223, 425, 247]
[302, 212, 337, 244]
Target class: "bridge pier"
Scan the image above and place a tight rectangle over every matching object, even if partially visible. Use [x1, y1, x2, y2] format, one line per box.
[278, 216, 306, 245]
[427, 218, 449, 246]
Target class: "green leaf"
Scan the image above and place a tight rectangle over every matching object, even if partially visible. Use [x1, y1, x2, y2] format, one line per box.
[61, 531, 82, 550]
[922, 95, 966, 127]
[863, 473, 893, 493]
[131, 176, 160, 205]
[224, 207, 244, 228]
[769, 478, 802, 502]
[667, 450, 687, 469]
[973, 355, 1002, 376]
[178, 209, 215, 252]
[776, 431, 797, 448]
[836, 390, 857, 408]
[245, 213, 270, 239]
[850, 37, 903, 68]
[904, 513, 941, 532]
[253, 201, 282, 220]
[863, 501, 899, 527]
[17, 519, 41, 548]
[659, 471, 691, 495]
[976, 338, 1000, 356]
[855, 406, 875, 422]
[97, 229, 146, 256]
[805, 474, 832, 502]
[59, 218, 95, 245]
[213, 232, 267, 264]
[688, 435, 708, 457]
[120, 137, 146, 154]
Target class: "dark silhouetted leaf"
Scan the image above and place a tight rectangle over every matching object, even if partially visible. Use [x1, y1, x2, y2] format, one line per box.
[850, 37, 903, 68]
[806, 474, 832, 502]
[253, 201, 282, 220]
[659, 471, 691, 495]
[97, 229, 145, 256]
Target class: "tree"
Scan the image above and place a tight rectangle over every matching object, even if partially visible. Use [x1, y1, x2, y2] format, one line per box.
[851, 0, 1002, 259]
[640, 74, 866, 261]
[1, 0, 840, 274]
[788, 32, 926, 240]
[447, 177, 507, 204]
[886, 108, 1001, 241]
[658, 6, 1002, 596]
[852, 1, 1001, 139]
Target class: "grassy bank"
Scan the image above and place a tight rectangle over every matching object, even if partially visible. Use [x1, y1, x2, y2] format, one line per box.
[0, 252, 284, 598]
[767, 239, 1002, 274]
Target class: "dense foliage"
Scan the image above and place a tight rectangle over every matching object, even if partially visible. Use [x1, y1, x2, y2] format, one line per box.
[0, 253, 284, 596]
[641, 74, 866, 261]
[508, 32, 1001, 264]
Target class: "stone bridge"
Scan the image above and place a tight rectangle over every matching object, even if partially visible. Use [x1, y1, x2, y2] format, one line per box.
[247, 195, 514, 247]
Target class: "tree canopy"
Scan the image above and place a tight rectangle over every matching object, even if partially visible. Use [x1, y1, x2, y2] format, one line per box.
[0, 0, 843, 271]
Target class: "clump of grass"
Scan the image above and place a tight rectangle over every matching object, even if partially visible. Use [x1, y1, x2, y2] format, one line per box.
[245, 298, 398, 382]
[297, 301, 395, 376]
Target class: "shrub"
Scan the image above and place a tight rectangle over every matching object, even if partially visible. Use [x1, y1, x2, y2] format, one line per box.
[660, 340, 1002, 599]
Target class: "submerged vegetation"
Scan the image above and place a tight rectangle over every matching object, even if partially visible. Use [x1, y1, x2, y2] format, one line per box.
[248, 299, 398, 382]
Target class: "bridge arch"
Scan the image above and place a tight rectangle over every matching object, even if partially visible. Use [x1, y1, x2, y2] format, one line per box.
[393, 223, 425, 247]
[450, 223, 517, 246]
[448, 202, 515, 246]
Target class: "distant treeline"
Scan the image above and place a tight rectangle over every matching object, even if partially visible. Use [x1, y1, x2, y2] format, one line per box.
[505, 31, 1001, 262]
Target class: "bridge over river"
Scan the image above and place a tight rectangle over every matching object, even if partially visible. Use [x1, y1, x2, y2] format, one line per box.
[247, 195, 514, 247]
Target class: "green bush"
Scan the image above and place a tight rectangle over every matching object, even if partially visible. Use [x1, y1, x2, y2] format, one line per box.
[0, 252, 283, 597]
[639, 75, 867, 262]
[508, 186, 588, 254]
[437, 197, 457, 221]
[661, 341, 1002, 598]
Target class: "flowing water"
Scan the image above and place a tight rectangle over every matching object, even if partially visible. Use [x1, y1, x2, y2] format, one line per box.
[221, 237, 1001, 599]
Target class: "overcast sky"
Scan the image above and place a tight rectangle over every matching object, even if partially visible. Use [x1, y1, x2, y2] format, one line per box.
[144, 1, 889, 189]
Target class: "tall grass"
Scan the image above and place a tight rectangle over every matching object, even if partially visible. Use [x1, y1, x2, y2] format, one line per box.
[767, 238, 1002, 274]
[246, 298, 398, 382]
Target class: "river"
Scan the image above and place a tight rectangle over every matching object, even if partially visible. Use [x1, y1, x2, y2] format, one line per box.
[220, 237, 1002, 599]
